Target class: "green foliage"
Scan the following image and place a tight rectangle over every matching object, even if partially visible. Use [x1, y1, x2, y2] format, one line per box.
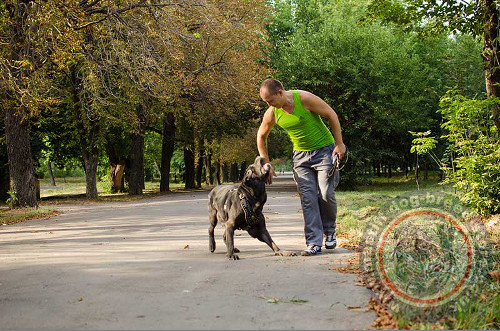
[367, 0, 482, 37]
[170, 149, 186, 179]
[6, 190, 18, 208]
[439, 92, 500, 216]
[410, 131, 437, 155]
[144, 131, 162, 181]
[266, 0, 485, 187]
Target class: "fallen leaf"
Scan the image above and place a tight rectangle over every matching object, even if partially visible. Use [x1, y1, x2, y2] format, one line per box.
[78, 297, 83, 302]
[184, 245, 190, 249]
[489, 270, 500, 282]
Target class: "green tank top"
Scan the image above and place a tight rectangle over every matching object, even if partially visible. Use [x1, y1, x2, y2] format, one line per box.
[273, 91, 334, 151]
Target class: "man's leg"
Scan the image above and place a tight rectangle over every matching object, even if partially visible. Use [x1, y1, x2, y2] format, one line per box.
[317, 167, 338, 237]
[293, 165, 323, 246]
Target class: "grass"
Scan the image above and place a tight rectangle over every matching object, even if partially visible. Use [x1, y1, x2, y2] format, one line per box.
[336, 172, 454, 250]
[333, 173, 500, 330]
[0, 207, 60, 226]
[39, 177, 189, 199]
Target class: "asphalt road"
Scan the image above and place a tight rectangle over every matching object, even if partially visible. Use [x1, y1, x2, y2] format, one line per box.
[0, 175, 375, 330]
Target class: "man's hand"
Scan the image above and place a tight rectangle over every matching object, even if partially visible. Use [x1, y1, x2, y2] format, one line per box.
[333, 143, 347, 160]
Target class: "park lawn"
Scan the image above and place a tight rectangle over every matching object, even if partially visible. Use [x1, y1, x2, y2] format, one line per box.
[0, 207, 60, 226]
[333, 174, 499, 330]
[38, 177, 191, 202]
[336, 172, 453, 250]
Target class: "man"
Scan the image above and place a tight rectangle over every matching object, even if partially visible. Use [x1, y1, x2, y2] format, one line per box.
[257, 79, 346, 256]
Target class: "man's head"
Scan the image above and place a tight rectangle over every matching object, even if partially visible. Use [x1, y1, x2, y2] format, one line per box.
[260, 78, 286, 108]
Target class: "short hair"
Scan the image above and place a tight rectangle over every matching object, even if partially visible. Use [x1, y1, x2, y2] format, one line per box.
[261, 78, 284, 95]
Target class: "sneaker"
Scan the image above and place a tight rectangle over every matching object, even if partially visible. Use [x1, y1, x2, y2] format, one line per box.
[325, 233, 337, 249]
[301, 244, 322, 256]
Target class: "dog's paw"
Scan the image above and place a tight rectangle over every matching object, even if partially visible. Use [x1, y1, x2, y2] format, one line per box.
[275, 250, 297, 257]
[227, 254, 240, 260]
[233, 248, 240, 253]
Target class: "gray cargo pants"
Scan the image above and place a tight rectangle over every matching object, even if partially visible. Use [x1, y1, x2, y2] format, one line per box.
[292, 144, 340, 246]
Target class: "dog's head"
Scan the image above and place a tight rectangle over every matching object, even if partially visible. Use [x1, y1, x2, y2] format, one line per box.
[243, 156, 272, 186]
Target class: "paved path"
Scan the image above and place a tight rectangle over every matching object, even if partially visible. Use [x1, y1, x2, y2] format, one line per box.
[0, 175, 375, 329]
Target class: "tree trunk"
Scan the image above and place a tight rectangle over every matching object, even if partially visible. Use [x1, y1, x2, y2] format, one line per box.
[195, 141, 204, 188]
[160, 112, 176, 192]
[129, 104, 146, 196]
[195, 155, 204, 188]
[388, 162, 392, 178]
[47, 161, 56, 186]
[215, 161, 221, 185]
[0, 171, 9, 203]
[239, 162, 247, 181]
[481, 0, 500, 135]
[424, 156, 429, 180]
[110, 164, 125, 192]
[2, 1, 37, 207]
[71, 66, 99, 199]
[184, 148, 196, 189]
[0, 130, 8, 202]
[415, 154, 419, 181]
[222, 163, 228, 183]
[0, 144, 9, 202]
[4, 107, 38, 207]
[104, 138, 126, 193]
[230, 163, 239, 182]
[154, 160, 162, 178]
[204, 153, 213, 185]
[83, 142, 99, 199]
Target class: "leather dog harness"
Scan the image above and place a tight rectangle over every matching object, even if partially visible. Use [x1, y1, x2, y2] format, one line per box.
[227, 187, 261, 230]
[239, 192, 260, 229]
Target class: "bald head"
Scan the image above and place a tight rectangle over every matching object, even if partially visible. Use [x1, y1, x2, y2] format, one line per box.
[260, 79, 284, 96]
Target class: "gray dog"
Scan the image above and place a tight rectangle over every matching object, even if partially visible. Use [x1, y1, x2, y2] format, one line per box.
[208, 156, 295, 260]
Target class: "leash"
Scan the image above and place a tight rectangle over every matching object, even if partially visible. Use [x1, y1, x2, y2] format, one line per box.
[328, 147, 348, 178]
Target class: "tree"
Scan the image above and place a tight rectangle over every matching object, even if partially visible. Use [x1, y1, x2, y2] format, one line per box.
[265, 0, 485, 185]
[0, 0, 193, 202]
[367, 0, 500, 135]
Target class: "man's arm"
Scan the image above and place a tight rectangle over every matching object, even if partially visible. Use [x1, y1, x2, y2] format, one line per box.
[299, 90, 346, 158]
[257, 106, 277, 184]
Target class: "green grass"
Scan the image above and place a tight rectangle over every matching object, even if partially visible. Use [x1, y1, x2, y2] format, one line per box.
[35, 177, 201, 206]
[334, 173, 499, 330]
[38, 177, 189, 198]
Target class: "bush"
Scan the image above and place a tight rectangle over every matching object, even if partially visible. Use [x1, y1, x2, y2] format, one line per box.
[439, 92, 500, 216]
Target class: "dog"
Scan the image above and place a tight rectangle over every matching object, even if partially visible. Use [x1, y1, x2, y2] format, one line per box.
[208, 156, 295, 260]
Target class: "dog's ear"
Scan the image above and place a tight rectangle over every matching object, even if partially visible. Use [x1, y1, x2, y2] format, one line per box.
[243, 168, 254, 182]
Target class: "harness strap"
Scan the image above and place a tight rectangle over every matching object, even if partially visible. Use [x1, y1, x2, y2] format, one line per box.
[239, 193, 260, 228]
